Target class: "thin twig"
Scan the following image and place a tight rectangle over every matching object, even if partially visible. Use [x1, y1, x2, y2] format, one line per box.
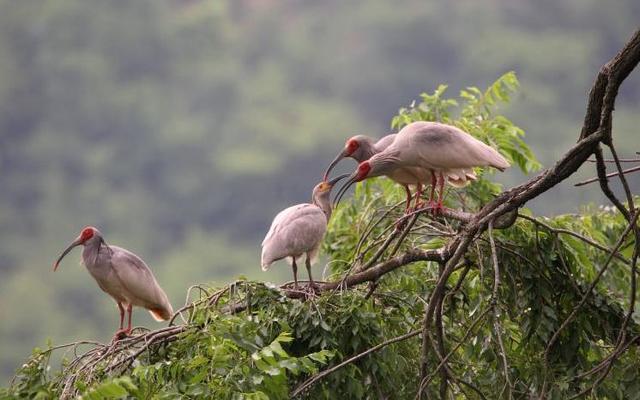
[489, 222, 513, 399]
[291, 329, 421, 397]
[518, 213, 630, 264]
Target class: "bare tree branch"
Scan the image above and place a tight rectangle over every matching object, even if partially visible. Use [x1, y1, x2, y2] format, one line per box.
[575, 164, 640, 187]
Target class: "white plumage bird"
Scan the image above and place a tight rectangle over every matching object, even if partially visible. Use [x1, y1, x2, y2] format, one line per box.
[261, 175, 347, 290]
[53, 226, 173, 338]
[335, 121, 510, 212]
[324, 132, 476, 212]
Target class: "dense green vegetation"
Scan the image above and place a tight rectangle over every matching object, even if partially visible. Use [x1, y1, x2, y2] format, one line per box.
[1, 0, 639, 388]
[3, 70, 639, 398]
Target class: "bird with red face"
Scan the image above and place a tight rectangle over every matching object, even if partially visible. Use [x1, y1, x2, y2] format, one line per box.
[323, 134, 396, 181]
[324, 134, 439, 212]
[334, 121, 509, 214]
[53, 226, 173, 339]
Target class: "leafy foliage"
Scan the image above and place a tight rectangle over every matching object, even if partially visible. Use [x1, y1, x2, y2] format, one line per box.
[4, 204, 638, 398]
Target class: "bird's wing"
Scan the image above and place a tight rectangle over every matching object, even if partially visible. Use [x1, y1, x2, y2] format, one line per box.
[261, 204, 327, 270]
[262, 204, 309, 246]
[110, 247, 173, 320]
[397, 122, 509, 170]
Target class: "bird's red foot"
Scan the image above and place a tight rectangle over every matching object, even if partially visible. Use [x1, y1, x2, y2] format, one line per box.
[432, 202, 448, 216]
[113, 328, 131, 341]
[424, 200, 437, 211]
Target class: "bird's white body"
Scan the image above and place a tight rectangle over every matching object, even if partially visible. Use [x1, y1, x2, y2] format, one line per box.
[54, 227, 174, 337]
[82, 243, 173, 321]
[260, 178, 342, 288]
[388, 121, 509, 179]
[336, 122, 510, 212]
[261, 204, 327, 269]
[348, 134, 435, 187]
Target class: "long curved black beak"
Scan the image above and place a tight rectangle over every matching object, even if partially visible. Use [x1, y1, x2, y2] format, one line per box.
[333, 172, 358, 208]
[53, 238, 83, 271]
[327, 173, 349, 187]
[323, 149, 348, 181]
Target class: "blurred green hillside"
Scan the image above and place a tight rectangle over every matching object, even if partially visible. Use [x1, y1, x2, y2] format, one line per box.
[0, 0, 638, 383]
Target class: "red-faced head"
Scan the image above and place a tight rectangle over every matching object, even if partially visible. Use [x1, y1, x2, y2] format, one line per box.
[79, 226, 95, 243]
[355, 161, 372, 182]
[344, 138, 360, 156]
[323, 135, 372, 181]
[53, 226, 101, 271]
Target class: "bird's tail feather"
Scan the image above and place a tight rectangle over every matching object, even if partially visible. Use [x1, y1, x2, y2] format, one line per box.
[149, 304, 173, 321]
[261, 251, 274, 271]
[484, 147, 510, 171]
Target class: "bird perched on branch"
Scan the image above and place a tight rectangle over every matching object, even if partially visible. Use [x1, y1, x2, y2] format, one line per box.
[53, 226, 173, 339]
[324, 132, 475, 213]
[335, 121, 510, 213]
[261, 174, 348, 290]
[324, 134, 424, 212]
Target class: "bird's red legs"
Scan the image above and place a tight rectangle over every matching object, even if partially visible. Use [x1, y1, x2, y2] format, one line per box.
[126, 304, 132, 333]
[113, 303, 132, 340]
[117, 302, 125, 330]
[412, 183, 424, 211]
[403, 185, 413, 214]
[396, 184, 420, 231]
[433, 172, 448, 215]
[428, 170, 437, 208]
[291, 258, 299, 290]
[305, 255, 319, 294]
[397, 184, 416, 230]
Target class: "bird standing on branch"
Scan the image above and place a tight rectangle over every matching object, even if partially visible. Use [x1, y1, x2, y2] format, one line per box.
[53, 226, 173, 339]
[261, 174, 348, 291]
[323, 134, 462, 213]
[335, 121, 510, 213]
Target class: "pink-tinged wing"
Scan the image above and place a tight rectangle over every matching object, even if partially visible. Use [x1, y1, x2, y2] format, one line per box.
[261, 204, 327, 270]
[110, 247, 173, 320]
[395, 122, 509, 170]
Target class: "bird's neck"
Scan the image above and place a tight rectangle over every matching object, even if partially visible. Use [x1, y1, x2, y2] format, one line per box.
[82, 239, 108, 267]
[312, 195, 332, 220]
[361, 142, 378, 160]
[372, 150, 402, 176]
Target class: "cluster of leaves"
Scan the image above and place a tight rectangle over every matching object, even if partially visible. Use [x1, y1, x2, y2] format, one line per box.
[2, 282, 423, 399]
[5, 200, 638, 398]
